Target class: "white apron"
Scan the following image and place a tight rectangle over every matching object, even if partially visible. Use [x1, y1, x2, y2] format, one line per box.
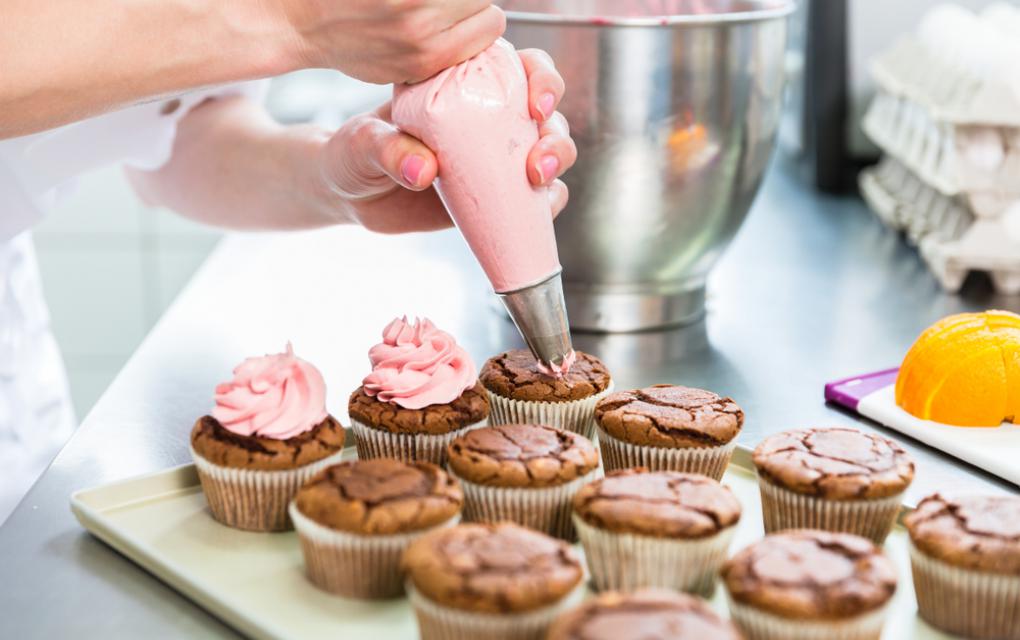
[0, 81, 267, 522]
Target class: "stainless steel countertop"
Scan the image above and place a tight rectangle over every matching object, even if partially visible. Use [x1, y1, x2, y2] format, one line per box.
[1, 160, 1016, 638]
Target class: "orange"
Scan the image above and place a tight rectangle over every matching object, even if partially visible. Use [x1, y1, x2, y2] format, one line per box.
[896, 310, 1020, 427]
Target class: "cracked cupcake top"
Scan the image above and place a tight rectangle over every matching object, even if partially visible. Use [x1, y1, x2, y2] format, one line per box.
[348, 381, 489, 435]
[595, 385, 743, 448]
[190, 414, 345, 471]
[722, 530, 897, 620]
[293, 458, 462, 535]
[546, 589, 742, 640]
[572, 469, 741, 538]
[752, 427, 914, 500]
[906, 493, 1020, 574]
[480, 349, 611, 402]
[447, 424, 599, 487]
[402, 522, 583, 613]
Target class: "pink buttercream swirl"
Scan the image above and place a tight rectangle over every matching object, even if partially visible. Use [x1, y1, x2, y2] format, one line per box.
[536, 349, 577, 378]
[211, 343, 328, 440]
[363, 317, 477, 410]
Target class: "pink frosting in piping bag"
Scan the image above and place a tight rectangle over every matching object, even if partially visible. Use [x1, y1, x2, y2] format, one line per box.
[212, 344, 328, 440]
[362, 317, 478, 410]
[392, 39, 561, 294]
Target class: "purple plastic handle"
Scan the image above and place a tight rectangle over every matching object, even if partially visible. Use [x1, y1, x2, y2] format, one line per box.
[824, 368, 899, 413]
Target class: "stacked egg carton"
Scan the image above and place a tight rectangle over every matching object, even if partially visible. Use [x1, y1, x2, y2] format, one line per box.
[859, 3, 1020, 294]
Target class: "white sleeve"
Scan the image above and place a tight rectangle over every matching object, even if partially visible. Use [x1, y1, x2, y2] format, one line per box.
[0, 80, 271, 242]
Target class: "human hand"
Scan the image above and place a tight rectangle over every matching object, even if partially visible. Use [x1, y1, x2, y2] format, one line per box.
[274, 0, 506, 83]
[321, 49, 576, 234]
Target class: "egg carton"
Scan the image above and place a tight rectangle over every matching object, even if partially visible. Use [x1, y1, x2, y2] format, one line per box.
[870, 4, 1020, 128]
[859, 157, 1020, 295]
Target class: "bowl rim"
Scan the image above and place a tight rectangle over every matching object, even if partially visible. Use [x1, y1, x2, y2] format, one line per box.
[503, 0, 796, 26]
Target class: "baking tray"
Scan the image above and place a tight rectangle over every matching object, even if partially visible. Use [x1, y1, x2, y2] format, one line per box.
[827, 369, 1020, 487]
[71, 445, 949, 639]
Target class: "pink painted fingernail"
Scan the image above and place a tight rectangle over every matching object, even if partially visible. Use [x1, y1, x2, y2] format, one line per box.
[537, 93, 555, 119]
[400, 155, 426, 187]
[537, 155, 559, 183]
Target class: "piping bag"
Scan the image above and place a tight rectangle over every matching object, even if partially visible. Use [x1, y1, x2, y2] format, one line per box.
[392, 39, 574, 374]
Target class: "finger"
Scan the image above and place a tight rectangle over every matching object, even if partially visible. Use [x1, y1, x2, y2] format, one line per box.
[539, 110, 569, 138]
[411, 6, 506, 82]
[352, 187, 453, 234]
[548, 179, 569, 219]
[433, 0, 493, 23]
[519, 48, 565, 122]
[527, 118, 577, 185]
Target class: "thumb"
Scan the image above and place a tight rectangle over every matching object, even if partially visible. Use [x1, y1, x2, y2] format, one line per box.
[324, 107, 438, 200]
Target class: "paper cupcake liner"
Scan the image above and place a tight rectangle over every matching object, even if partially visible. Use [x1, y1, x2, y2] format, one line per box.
[596, 424, 737, 479]
[909, 541, 1020, 639]
[190, 447, 345, 532]
[450, 467, 599, 541]
[757, 476, 903, 545]
[485, 382, 614, 439]
[407, 582, 583, 640]
[726, 596, 890, 640]
[573, 514, 735, 596]
[351, 419, 486, 466]
[289, 503, 459, 599]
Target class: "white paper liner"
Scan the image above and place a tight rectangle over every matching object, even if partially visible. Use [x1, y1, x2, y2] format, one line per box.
[596, 424, 737, 479]
[289, 503, 459, 599]
[450, 467, 599, 540]
[351, 419, 486, 466]
[757, 476, 903, 545]
[726, 595, 891, 640]
[573, 515, 735, 596]
[407, 582, 583, 640]
[909, 541, 1020, 639]
[485, 382, 614, 439]
[190, 447, 345, 532]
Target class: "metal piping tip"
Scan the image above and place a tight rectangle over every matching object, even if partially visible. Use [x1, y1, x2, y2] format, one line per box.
[497, 271, 574, 371]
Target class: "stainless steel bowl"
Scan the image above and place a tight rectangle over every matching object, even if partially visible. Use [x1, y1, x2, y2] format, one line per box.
[503, 0, 795, 331]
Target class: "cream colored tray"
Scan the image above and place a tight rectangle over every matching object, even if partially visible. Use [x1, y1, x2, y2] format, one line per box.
[71, 447, 949, 640]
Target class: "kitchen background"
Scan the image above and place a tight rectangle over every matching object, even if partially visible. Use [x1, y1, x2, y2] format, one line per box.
[32, 0, 1013, 418]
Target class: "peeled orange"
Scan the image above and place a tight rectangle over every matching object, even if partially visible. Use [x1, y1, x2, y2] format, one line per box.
[896, 310, 1020, 426]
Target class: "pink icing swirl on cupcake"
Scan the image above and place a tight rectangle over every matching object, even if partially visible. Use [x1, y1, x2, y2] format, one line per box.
[363, 317, 477, 410]
[212, 343, 328, 440]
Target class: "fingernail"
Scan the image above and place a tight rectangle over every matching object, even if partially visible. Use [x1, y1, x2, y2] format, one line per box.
[400, 155, 426, 187]
[536, 155, 559, 183]
[537, 93, 555, 119]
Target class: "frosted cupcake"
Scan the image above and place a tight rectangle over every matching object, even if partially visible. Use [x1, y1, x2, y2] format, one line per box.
[480, 349, 613, 438]
[190, 344, 346, 532]
[349, 317, 489, 466]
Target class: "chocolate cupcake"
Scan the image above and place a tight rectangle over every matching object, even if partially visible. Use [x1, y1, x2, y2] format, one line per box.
[752, 427, 914, 544]
[290, 458, 461, 598]
[595, 384, 742, 479]
[480, 349, 612, 438]
[572, 468, 741, 595]
[349, 317, 489, 466]
[446, 423, 599, 539]
[722, 530, 897, 640]
[402, 522, 584, 640]
[190, 344, 346, 532]
[546, 589, 742, 640]
[905, 493, 1020, 639]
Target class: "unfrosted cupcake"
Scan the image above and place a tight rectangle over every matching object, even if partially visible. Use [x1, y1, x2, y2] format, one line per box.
[752, 427, 914, 544]
[905, 493, 1020, 639]
[722, 530, 897, 640]
[480, 349, 612, 438]
[572, 468, 741, 596]
[290, 458, 462, 599]
[190, 344, 346, 532]
[446, 423, 599, 540]
[595, 384, 742, 479]
[349, 317, 489, 466]
[402, 522, 584, 640]
[547, 589, 742, 640]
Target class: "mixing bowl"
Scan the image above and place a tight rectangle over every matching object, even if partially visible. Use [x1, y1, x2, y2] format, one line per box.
[503, 0, 795, 331]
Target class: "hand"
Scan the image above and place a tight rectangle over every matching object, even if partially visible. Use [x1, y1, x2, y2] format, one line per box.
[274, 0, 506, 83]
[321, 49, 576, 234]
